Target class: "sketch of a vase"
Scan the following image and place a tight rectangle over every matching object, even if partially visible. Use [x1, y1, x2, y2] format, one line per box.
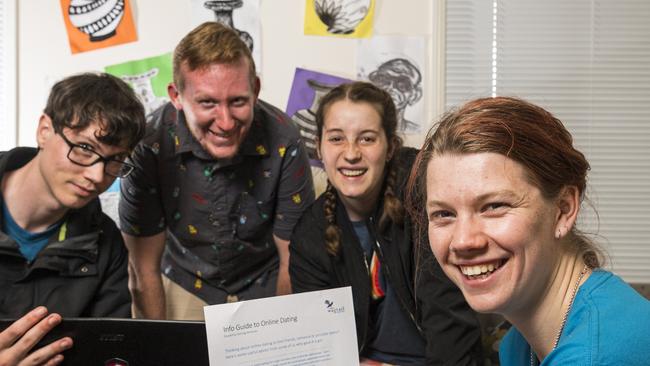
[314, 0, 371, 34]
[121, 68, 166, 115]
[291, 79, 336, 161]
[68, 0, 126, 42]
[203, 0, 254, 51]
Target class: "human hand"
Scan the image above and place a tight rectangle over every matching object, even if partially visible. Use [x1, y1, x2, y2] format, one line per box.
[0, 307, 73, 366]
[273, 235, 292, 296]
[275, 265, 292, 296]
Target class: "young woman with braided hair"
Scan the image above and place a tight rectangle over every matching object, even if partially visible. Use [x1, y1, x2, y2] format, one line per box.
[289, 81, 483, 365]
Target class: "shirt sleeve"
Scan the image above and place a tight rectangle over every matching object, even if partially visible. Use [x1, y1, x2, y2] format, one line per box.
[272, 137, 315, 240]
[119, 141, 166, 237]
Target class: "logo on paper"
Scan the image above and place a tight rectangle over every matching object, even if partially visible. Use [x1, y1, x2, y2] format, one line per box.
[324, 299, 345, 314]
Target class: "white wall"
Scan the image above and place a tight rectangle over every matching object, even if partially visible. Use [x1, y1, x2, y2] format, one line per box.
[1, 0, 17, 150]
[18, 0, 439, 148]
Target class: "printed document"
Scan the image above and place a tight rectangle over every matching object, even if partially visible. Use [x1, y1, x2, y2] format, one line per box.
[204, 286, 359, 365]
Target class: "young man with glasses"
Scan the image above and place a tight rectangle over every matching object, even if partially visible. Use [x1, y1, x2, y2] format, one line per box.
[0, 72, 145, 365]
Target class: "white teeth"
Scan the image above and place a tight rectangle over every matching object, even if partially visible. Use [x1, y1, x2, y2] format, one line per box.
[340, 169, 365, 177]
[209, 130, 230, 138]
[460, 261, 502, 277]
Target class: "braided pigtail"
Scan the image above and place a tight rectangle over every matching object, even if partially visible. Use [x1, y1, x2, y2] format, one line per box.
[378, 159, 404, 232]
[323, 183, 342, 256]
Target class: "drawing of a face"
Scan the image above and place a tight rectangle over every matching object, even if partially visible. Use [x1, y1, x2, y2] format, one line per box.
[369, 58, 423, 112]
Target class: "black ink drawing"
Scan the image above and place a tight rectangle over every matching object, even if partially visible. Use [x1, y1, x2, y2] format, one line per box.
[68, 0, 126, 42]
[121, 69, 166, 115]
[203, 0, 253, 51]
[368, 58, 423, 133]
[291, 79, 336, 161]
[314, 0, 371, 34]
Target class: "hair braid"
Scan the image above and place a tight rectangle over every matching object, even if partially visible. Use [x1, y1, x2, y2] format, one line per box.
[323, 183, 342, 256]
[379, 159, 404, 232]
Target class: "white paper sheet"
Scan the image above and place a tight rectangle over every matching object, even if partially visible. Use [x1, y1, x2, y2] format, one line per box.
[191, 0, 262, 73]
[204, 287, 359, 366]
[357, 35, 427, 134]
[98, 178, 120, 228]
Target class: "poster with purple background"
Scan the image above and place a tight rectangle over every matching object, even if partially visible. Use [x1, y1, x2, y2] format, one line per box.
[286, 68, 352, 197]
[286, 68, 352, 118]
[286, 67, 352, 162]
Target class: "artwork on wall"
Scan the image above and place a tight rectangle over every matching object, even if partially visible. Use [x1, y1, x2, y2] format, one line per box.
[304, 0, 375, 38]
[60, 0, 137, 54]
[191, 0, 262, 72]
[104, 53, 173, 115]
[286, 68, 352, 196]
[0, 1, 17, 151]
[357, 36, 426, 134]
[286, 67, 352, 165]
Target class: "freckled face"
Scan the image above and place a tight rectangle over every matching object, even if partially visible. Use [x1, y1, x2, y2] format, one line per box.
[170, 59, 259, 159]
[319, 100, 390, 212]
[425, 153, 559, 316]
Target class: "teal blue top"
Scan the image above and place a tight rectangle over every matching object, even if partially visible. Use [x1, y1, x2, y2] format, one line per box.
[500, 270, 650, 365]
[2, 199, 61, 262]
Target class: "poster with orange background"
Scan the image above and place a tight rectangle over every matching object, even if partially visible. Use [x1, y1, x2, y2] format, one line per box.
[60, 0, 137, 54]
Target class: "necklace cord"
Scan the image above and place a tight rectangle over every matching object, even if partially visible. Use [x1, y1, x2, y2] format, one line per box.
[530, 264, 590, 366]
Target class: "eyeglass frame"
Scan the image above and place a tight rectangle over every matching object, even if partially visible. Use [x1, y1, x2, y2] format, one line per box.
[57, 130, 135, 178]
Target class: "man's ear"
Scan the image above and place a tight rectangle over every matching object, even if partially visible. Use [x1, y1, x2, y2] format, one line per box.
[168, 82, 183, 110]
[253, 76, 261, 99]
[36, 114, 55, 148]
[554, 185, 580, 239]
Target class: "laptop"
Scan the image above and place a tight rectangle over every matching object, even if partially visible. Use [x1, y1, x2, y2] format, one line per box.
[0, 318, 209, 366]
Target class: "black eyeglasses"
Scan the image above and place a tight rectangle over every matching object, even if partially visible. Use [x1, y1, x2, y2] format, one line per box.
[58, 132, 135, 178]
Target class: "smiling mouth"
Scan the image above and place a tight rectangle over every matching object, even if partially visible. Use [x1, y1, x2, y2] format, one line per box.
[208, 129, 233, 139]
[339, 168, 366, 177]
[459, 259, 507, 280]
[73, 183, 95, 196]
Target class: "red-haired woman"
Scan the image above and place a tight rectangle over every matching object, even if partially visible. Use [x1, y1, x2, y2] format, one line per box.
[407, 96, 650, 365]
